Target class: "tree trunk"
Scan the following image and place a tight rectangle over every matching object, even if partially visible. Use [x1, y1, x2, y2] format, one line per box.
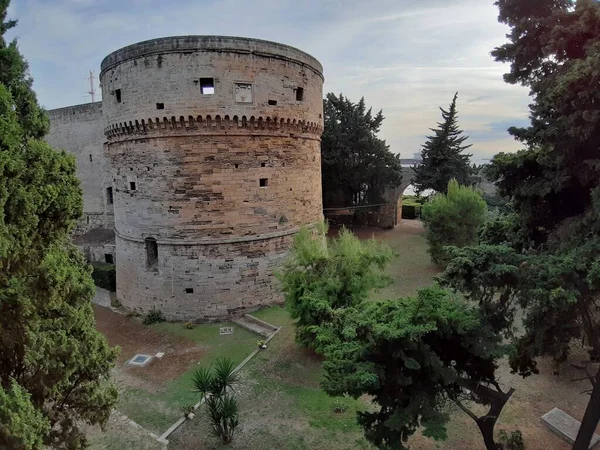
[573, 367, 600, 450]
[475, 387, 515, 450]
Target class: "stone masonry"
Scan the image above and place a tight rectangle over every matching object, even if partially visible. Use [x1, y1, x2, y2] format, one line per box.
[48, 36, 324, 320]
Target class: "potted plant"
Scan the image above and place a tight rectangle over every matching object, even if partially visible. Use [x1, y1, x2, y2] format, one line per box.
[182, 404, 195, 419]
[257, 340, 267, 349]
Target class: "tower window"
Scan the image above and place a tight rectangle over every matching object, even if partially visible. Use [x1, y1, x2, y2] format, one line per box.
[129, 181, 136, 191]
[259, 178, 269, 187]
[268, 99, 277, 106]
[296, 87, 304, 102]
[89, 154, 93, 162]
[200, 78, 215, 95]
[145, 238, 158, 267]
[185, 288, 194, 294]
[106, 187, 113, 205]
[156, 102, 164, 110]
[104, 254, 114, 264]
[261, 162, 266, 167]
[115, 89, 122, 103]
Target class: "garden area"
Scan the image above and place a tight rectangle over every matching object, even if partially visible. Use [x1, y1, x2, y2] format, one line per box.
[83, 219, 596, 450]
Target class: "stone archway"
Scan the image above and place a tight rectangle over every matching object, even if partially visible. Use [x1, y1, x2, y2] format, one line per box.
[384, 166, 416, 226]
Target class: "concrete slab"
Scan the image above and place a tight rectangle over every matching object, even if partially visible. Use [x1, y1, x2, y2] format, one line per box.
[541, 407, 600, 449]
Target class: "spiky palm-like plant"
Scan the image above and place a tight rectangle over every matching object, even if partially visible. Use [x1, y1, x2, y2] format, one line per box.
[192, 357, 240, 445]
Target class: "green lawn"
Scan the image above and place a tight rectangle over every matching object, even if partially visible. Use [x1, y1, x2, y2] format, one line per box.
[116, 321, 259, 435]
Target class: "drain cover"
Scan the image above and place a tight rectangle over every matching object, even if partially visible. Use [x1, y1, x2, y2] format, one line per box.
[128, 354, 152, 366]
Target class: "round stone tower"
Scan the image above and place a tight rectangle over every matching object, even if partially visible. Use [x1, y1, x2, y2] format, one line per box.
[99, 36, 323, 320]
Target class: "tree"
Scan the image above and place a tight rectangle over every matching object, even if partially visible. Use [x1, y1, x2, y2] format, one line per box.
[412, 92, 474, 194]
[192, 358, 240, 445]
[0, 2, 118, 448]
[420, 179, 487, 265]
[321, 93, 402, 208]
[277, 225, 394, 352]
[441, 1, 600, 448]
[319, 286, 513, 450]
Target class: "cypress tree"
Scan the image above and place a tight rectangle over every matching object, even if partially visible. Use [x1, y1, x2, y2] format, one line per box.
[413, 92, 473, 194]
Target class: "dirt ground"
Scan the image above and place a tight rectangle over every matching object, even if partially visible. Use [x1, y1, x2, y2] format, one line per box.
[94, 305, 205, 390]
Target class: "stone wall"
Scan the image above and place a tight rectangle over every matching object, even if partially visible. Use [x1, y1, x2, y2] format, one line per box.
[46, 102, 114, 234]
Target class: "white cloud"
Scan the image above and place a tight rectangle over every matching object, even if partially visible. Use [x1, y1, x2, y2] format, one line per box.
[6, 0, 530, 160]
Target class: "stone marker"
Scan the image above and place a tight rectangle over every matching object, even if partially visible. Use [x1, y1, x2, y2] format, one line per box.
[219, 326, 234, 335]
[541, 407, 600, 448]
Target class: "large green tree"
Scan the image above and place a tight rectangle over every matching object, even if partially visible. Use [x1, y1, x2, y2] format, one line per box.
[412, 93, 474, 194]
[319, 286, 513, 450]
[0, 2, 118, 449]
[321, 93, 402, 207]
[441, 1, 600, 449]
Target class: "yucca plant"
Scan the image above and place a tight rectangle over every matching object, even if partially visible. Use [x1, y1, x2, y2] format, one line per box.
[192, 357, 240, 444]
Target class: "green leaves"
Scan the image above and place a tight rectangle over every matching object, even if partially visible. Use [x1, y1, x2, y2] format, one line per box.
[412, 93, 475, 194]
[321, 93, 402, 207]
[421, 180, 487, 265]
[278, 226, 394, 352]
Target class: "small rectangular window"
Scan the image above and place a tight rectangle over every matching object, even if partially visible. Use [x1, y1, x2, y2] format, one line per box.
[105, 254, 114, 264]
[268, 99, 277, 106]
[261, 162, 266, 167]
[296, 87, 304, 102]
[115, 89, 122, 103]
[259, 178, 269, 187]
[106, 187, 113, 205]
[89, 154, 93, 162]
[185, 288, 194, 294]
[156, 102, 164, 110]
[234, 164, 239, 169]
[145, 238, 158, 267]
[200, 78, 214, 95]
[130, 181, 136, 191]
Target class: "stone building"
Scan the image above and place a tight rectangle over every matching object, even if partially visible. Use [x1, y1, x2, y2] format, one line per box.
[46, 36, 324, 320]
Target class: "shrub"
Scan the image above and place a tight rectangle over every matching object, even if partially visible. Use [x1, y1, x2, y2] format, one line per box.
[192, 358, 240, 444]
[91, 262, 116, 292]
[421, 179, 486, 265]
[142, 308, 165, 325]
[277, 226, 394, 352]
[498, 429, 525, 450]
[332, 399, 348, 413]
[183, 321, 195, 329]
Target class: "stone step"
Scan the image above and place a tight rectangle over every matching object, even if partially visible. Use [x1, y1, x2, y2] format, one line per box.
[232, 314, 278, 338]
[541, 407, 600, 449]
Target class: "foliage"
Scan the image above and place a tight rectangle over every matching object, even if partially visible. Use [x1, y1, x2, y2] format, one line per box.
[277, 226, 394, 351]
[0, 380, 49, 450]
[412, 93, 474, 194]
[91, 262, 116, 292]
[142, 308, 165, 325]
[183, 321, 195, 330]
[321, 93, 402, 207]
[421, 179, 487, 265]
[445, 1, 600, 447]
[332, 398, 348, 414]
[0, 3, 118, 448]
[478, 209, 521, 248]
[191, 358, 240, 445]
[498, 429, 525, 450]
[319, 286, 512, 450]
[401, 204, 420, 220]
[181, 404, 194, 417]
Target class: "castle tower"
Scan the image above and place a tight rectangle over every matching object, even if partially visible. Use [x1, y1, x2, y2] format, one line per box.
[99, 36, 324, 320]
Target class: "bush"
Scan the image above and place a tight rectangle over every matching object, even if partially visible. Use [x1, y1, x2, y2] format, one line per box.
[183, 321, 195, 329]
[332, 399, 348, 413]
[142, 308, 165, 325]
[277, 226, 394, 352]
[402, 204, 421, 219]
[498, 429, 525, 450]
[91, 262, 116, 292]
[421, 179, 486, 265]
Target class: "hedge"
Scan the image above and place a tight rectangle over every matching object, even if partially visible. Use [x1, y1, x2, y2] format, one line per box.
[91, 262, 116, 292]
[402, 204, 421, 219]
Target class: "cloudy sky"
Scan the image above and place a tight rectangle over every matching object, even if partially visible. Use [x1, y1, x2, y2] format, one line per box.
[7, 0, 530, 163]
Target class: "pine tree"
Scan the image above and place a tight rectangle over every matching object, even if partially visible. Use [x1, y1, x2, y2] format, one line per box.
[413, 93, 473, 194]
[0, 2, 118, 448]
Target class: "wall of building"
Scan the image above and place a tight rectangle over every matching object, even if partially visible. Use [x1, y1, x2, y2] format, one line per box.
[98, 36, 324, 320]
[46, 102, 114, 234]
